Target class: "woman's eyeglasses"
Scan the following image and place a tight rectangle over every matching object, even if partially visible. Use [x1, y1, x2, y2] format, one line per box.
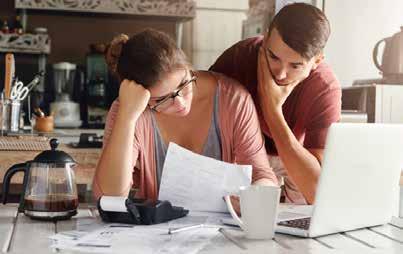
[148, 71, 197, 112]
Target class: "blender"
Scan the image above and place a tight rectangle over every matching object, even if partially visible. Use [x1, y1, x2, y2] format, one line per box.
[50, 62, 82, 128]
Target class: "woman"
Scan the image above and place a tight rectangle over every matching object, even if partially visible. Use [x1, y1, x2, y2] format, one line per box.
[93, 29, 278, 203]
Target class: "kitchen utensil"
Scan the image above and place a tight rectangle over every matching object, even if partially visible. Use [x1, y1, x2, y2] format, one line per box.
[34, 115, 54, 132]
[0, 99, 21, 132]
[2, 138, 78, 220]
[373, 26, 403, 83]
[9, 71, 45, 101]
[4, 53, 15, 99]
[25, 70, 45, 91]
[10, 80, 28, 100]
[34, 107, 45, 118]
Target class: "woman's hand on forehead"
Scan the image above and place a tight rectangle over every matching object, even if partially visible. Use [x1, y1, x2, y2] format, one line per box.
[118, 79, 150, 119]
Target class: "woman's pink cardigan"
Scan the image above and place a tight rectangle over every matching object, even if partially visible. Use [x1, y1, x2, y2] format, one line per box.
[93, 72, 278, 200]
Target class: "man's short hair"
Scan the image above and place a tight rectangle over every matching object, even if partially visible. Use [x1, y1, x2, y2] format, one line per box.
[268, 3, 330, 60]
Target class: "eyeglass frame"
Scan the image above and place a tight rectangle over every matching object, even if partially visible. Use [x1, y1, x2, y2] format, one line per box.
[148, 71, 197, 112]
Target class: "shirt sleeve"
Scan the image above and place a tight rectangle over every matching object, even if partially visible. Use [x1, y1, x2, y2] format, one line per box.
[92, 100, 139, 200]
[303, 86, 342, 149]
[209, 43, 237, 76]
[232, 92, 279, 184]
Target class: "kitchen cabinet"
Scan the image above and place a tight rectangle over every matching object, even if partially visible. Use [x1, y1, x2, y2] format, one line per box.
[342, 84, 403, 123]
[8, 0, 196, 64]
[185, 0, 249, 70]
[0, 32, 50, 54]
[242, 15, 268, 39]
[241, 0, 323, 39]
[0, 31, 50, 92]
[14, 0, 195, 19]
[375, 85, 403, 123]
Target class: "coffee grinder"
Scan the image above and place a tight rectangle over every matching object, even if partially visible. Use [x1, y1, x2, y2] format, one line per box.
[50, 62, 82, 128]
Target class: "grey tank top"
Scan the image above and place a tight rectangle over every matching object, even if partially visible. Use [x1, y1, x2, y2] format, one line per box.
[151, 88, 222, 189]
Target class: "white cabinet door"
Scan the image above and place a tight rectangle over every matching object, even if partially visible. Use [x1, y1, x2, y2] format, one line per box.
[377, 85, 403, 123]
[191, 0, 248, 70]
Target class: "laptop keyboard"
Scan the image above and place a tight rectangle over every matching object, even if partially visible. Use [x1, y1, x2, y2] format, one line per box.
[278, 217, 311, 230]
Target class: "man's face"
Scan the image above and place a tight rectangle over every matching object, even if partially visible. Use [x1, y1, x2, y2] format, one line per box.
[262, 28, 323, 86]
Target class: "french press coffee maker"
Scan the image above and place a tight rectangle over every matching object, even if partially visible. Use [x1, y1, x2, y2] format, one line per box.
[2, 139, 78, 220]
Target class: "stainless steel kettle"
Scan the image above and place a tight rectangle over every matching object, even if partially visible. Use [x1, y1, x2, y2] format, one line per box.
[373, 26, 403, 83]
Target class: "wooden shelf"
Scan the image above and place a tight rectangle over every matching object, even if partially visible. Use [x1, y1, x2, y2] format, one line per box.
[0, 32, 50, 54]
[15, 0, 196, 21]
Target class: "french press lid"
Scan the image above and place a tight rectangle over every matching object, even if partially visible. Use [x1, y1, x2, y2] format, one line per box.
[33, 138, 76, 163]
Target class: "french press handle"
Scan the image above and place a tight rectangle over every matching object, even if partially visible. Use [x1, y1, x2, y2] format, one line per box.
[2, 163, 29, 211]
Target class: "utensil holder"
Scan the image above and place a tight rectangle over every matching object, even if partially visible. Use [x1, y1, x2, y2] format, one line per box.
[0, 99, 21, 132]
[35, 115, 54, 132]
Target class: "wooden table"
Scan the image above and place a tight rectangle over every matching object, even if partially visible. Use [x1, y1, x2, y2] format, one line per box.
[1, 204, 403, 254]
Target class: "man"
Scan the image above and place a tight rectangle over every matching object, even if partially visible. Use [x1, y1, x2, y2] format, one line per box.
[210, 3, 341, 204]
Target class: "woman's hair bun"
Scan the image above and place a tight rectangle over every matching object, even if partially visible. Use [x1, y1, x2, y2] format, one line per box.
[105, 34, 129, 75]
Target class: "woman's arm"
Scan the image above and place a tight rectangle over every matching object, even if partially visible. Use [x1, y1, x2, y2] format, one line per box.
[93, 106, 139, 198]
[228, 90, 278, 214]
[93, 80, 150, 199]
[232, 92, 279, 186]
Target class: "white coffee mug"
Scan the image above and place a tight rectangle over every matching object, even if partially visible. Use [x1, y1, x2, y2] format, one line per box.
[224, 185, 280, 239]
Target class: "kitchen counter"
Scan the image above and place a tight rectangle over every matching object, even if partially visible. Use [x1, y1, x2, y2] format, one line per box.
[14, 128, 105, 144]
[0, 144, 101, 186]
[0, 128, 104, 198]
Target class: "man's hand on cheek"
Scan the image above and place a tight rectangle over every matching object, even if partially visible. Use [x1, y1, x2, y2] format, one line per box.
[257, 46, 300, 113]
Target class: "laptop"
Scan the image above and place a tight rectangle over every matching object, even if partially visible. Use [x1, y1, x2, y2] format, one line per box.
[225, 123, 403, 237]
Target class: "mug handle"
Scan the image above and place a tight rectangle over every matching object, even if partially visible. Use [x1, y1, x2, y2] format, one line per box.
[224, 195, 245, 231]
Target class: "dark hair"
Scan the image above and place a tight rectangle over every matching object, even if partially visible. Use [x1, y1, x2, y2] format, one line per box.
[268, 3, 330, 59]
[117, 29, 190, 87]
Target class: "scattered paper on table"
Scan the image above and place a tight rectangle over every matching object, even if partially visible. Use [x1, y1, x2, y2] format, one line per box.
[49, 212, 230, 253]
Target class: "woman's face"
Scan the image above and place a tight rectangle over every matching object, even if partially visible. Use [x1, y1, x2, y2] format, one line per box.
[147, 69, 196, 116]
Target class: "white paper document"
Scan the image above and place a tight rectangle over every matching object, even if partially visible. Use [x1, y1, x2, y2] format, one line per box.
[158, 143, 252, 212]
[50, 224, 133, 253]
[49, 212, 227, 254]
[113, 226, 219, 254]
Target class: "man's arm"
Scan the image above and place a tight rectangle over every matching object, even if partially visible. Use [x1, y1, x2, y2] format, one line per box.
[256, 45, 336, 204]
[262, 107, 322, 204]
